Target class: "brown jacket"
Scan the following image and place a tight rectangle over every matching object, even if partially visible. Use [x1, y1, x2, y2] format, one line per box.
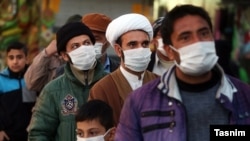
[88, 68, 159, 125]
[24, 49, 64, 93]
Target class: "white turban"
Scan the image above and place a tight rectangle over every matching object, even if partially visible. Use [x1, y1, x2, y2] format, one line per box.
[106, 13, 153, 47]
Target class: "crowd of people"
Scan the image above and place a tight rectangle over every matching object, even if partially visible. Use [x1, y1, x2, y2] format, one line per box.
[0, 4, 250, 141]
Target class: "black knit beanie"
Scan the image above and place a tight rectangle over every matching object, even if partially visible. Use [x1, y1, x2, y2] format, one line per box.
[56, 22, 95, 54]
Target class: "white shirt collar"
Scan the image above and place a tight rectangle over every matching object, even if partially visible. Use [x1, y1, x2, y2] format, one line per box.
[153, 54, 174, 76]
[120, 66, 144, 90]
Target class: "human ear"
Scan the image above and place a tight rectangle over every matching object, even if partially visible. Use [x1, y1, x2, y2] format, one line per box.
[60, 52, 70, 62]
[114, 44, 122, 58]
[165, 45, 175, 60]
[106, 127, 116, 141]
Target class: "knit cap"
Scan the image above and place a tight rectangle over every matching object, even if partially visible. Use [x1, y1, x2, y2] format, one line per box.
[56, 22, 95, 54]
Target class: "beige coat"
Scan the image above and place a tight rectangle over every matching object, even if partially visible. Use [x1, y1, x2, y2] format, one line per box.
[89, 68, 159, 125]
[24, 49, 64, 92]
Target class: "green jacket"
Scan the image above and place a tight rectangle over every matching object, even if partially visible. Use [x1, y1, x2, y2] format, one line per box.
[28, 62, 107, 141]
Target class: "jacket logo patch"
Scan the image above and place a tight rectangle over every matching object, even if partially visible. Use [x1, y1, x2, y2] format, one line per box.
[61, 94, 78, 115]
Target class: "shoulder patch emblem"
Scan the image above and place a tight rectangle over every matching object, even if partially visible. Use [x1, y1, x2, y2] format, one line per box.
[61, 94, 78, 115]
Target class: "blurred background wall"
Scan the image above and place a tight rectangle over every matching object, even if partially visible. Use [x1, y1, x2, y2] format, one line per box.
[1, 0, 250, 83]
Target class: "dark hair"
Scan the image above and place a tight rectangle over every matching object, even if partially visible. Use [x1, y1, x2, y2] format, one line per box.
[152, 17, 165, 38]
[65, 14, 82, 24]
[115, 36, 122, 46]
[161, 4, 213, 45]
[6, 41, 28, 56]
[75, 100, 114, 130]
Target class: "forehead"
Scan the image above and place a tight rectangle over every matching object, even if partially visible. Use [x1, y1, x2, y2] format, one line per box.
[172, 15, 210, 36]
[91, 30, 105, 35]
[7, 49, 25, 56]
[121, 30, 149, 43]
[77, 119, 105, 131]
[92, 31, 106, 40]
[67, 35, 91, 45]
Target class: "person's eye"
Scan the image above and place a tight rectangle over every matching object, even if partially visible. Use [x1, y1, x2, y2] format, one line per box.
[180, 35, 190, 42]
[142, 41, 149, 47]
[76, 131, 84, 137]
[8, 56, 14, 60]
[72, 44, 80, 49]
[83, 41, 91, 46]
[89, 131, 99, 137]
[200, 30, 210, 38]
[17, 55, 23, 60]
[128, 42, 137, 48]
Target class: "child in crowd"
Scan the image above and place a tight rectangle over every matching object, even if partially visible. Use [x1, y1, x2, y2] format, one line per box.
[0, 41, 36, 141]
[75, 100, 115, 141]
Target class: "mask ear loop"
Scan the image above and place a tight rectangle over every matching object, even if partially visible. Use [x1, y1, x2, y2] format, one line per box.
[103, 127, 115, 138]
[168, 45, 181, 66]
[66, 53, 73, 64]
[116, 45, 125, 62]
[169, 45, 178, 52]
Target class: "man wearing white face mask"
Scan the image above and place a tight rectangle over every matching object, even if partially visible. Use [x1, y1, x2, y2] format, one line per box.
[147, 17, 174, 75]
[27, 22, 107, 141]
[82, 13, 120, 73]
[46, 13, 120, 79]
[88, 13, 159, 125]
[115, 5, 250, 141]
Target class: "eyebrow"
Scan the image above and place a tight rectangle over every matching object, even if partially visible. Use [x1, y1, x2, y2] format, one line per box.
[8, 54, 23, 57]
[127, 39, 149, 44]
[76, 128, 83, 132]
[198, 26, 210, 32]
[143, 40, 150, 44]
[178, 26, 210, 36]
[126, 41, 137, 46]
[178, 31, 191, 37]
[83, 39, 91, 43]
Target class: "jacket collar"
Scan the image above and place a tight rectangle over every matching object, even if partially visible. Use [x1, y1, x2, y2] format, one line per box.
[0, 65, 28, 79]
[158, 64, 237, 102]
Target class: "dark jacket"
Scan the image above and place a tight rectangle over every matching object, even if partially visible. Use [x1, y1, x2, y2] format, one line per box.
[108, 55, 120, 72]
[0, 67, 36, 141]
[28, 62, 107, 141]
[147, 51, 156, 72]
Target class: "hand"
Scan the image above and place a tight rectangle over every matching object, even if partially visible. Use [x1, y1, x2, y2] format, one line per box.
[0, 131, 9, 141]
[45, 39, 57, 57]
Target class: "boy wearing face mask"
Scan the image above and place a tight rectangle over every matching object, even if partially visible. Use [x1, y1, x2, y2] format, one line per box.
[115, 5, 250, 141]
[88, 13, 159, 126]
[147, 17, 174, 76]
[75, 100, 115, 141]
[27, 22, 107, 141]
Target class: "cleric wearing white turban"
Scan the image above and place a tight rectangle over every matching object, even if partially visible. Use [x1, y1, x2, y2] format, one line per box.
[89, 13, 159, 127]
[106, 13, 153, 47]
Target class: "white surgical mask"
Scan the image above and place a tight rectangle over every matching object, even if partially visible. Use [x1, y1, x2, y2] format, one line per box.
[94, 42, 103, 59]
[68, 45, 96, 70]
[123, 47, 151, 72]
[77, 129, 111, 141]
[170, 41, 218, 76]
[157, 38, 168, 57]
